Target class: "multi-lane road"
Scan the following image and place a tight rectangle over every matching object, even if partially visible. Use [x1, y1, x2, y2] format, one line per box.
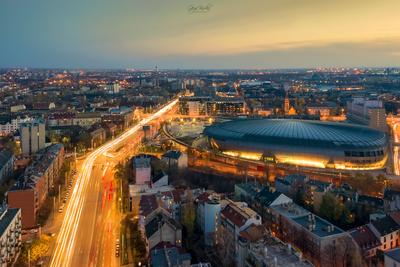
[50, 99, 178, 267]
[393, 123, 400, 175]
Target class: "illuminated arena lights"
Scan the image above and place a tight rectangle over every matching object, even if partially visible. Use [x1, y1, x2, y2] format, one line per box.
[205, 118, 388, 171]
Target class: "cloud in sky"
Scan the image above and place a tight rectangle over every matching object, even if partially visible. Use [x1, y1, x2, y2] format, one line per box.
[1, 0, 400, 68]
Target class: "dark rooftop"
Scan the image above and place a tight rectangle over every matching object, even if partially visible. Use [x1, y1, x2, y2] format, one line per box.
[162, 150, 182, 160]
[0, 208, 20, 236]
[205, 119, 387, 149]
[371, 216, 400, 236]
[349, 225, 381, 251]
[150, 244, 191, 267]
[0, 149, 13, 169]
[386, 248, 400, 263]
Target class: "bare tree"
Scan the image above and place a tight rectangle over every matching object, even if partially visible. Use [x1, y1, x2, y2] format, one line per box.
[321, 236, 363, 267]
[215, 225, 235, 267]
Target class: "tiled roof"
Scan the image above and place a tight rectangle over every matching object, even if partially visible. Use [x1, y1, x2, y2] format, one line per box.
[239, 224, 265, 242]
[145, 213, 182, 238]
[221, 204, 247, 228]
[140, 194, 158, 217]
[195, 192, 210, 204]
[349, 225, 381, 251]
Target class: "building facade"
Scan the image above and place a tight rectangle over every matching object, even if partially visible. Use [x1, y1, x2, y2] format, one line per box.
[0, 208, 22, 266]
[20, 121, 45, 155]
[7, 144, 64, 228]
[205, 119, 388, 171]
[0, 150, 14, 184]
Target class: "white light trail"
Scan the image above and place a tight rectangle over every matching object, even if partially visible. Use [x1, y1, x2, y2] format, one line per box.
[50, 99, 177, 267]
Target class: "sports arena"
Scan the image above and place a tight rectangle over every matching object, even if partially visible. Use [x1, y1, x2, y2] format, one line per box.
[204, 119, 388, 171]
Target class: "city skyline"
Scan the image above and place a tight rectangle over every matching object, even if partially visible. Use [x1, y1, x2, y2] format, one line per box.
[1, 0, 400, 69]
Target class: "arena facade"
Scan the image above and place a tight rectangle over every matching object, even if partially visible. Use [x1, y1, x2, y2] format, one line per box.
[204, 119, 388, 171]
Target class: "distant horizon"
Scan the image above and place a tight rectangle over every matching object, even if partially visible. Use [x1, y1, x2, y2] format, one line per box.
[1, 0, 400, 69]
[1, 65, 400, 71]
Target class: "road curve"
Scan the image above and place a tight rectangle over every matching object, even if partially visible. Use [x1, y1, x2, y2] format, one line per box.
[50, 99, 178, 267]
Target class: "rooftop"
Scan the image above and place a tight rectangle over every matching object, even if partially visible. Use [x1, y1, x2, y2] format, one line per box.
[221, 201, 259, 228]
[0, 208, 20, 237]
[245, 232, 313, 267]
[205, 119, 387, 149]
[139, 194, 158, 217]
[349, 225, 381, 251]
[385, 248, 400, 263]
[150, 245, 191, 267]
[271, 202, 309, 219]
[370, 216, 400, 236]
[11, 144, 63, 191]
[133, 156, 151, 169]
[145, 212, 182, 238]
[0, 149, 13, 168]
[293, 214, 344, 238]
[162, 150, 182, 160]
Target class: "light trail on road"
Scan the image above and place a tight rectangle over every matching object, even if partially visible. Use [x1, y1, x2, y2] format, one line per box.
[394, 124, 400, 175]
[50, 99, 178, 267]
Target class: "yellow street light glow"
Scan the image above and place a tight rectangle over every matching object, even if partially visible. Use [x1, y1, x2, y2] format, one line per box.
[50, 99, 178, 267]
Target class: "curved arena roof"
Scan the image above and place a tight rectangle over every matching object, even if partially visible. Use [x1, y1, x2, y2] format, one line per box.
[204, 119, 387, 150]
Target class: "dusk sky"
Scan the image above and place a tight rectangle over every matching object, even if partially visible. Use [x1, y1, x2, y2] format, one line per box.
[1, 0, 400, 69]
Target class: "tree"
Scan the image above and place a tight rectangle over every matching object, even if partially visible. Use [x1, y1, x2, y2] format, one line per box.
[348, 173, 386, 196]
[115, 162, 125, 180]
[215, 224, 235, 267]
[319, 192, 344, 222]
[181, 190, 196, 249]
[61, 135, 71, 149]
[321, 236, 363, 267]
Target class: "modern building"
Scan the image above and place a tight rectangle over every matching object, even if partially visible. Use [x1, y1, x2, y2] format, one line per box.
[347, 97, 388, 132]
[205, 119, 388, 171]
[178, 96, 246, 116]
[7, 144, 64, 228]
[105, 82, 120, 94]
[179, 96, 210, 116]
[195, 192, 224, 246]
[206, 98, 246, 116]
[20, 120, 45, 155]
[0, 150, 14, 184]
[0, 208, 22, 266]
